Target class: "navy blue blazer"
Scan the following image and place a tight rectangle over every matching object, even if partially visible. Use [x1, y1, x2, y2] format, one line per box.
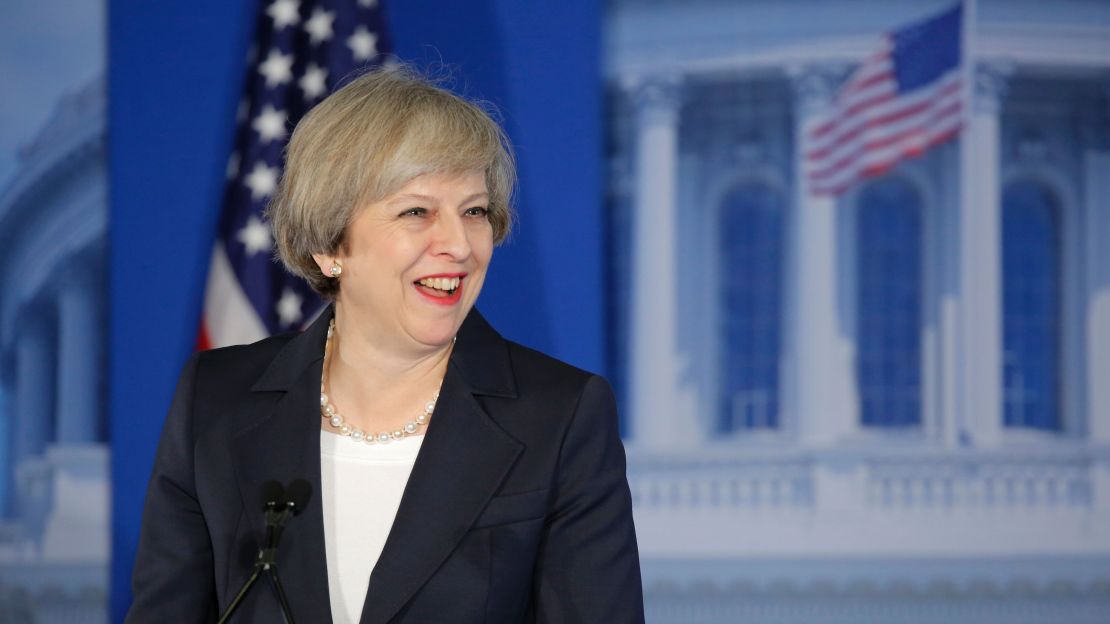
[127, 306, 644, 623]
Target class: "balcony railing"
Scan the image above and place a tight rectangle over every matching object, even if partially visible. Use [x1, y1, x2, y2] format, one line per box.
[628, 447, 1099, 513]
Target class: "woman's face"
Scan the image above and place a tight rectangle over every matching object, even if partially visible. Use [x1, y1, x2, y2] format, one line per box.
[323, 170, 494, 351]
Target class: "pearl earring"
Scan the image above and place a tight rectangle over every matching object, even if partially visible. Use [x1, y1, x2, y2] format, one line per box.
[329, 262, 342, 277]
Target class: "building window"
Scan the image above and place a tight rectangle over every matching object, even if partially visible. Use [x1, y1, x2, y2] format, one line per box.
[1002, 180, 1061, 431]
[720, 183, 784, 431]
[856, 177, 922, 427]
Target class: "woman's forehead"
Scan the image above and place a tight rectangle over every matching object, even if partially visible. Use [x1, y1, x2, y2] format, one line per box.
[385, 170, 488, 201]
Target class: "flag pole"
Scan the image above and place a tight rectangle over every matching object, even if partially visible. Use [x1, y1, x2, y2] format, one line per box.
[962, 0, 975, 128]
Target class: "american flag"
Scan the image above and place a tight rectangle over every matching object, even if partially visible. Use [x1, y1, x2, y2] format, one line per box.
[199, 0, 391, 349]
[804, 4, 963, 196]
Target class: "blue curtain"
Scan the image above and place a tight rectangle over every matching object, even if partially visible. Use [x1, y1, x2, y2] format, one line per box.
[720, 184, 785, 431]
[856, 177, 922, 427]
[1002, 180, 1061, 431]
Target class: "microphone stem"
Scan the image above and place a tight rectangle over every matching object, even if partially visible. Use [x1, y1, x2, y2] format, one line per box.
[217, 504, 299, 622]
[216, 566, 261, 624]
[267, 564, 296, 624]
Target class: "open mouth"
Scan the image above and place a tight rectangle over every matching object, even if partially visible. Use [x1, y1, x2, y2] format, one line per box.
[414, 275, 464, 303]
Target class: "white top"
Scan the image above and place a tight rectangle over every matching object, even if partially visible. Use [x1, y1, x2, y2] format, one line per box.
[320, 431, 424, 624]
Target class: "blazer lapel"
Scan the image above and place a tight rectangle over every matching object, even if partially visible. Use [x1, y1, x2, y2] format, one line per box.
[230, 309, 334, 621]
[359, 311, 523, 624]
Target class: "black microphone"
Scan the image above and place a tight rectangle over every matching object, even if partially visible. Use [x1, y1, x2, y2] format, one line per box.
[261, 480, 285, 511]
[217, 480, 313, 624]
[285, 479, 312, 514]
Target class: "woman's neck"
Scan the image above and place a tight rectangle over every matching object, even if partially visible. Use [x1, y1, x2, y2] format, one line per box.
[323, 310, 452, 433]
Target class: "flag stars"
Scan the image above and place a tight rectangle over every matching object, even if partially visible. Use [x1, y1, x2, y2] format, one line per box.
[300, 64, 328, 100]
[304, 8, 336, 45]
[237, 215, 274, 256]
[267, 0, 301, 30]
[258, 49, 294, 88]
[245, 162, 279, 200]
[347, 26, 378, 62]
[253, 105, 288, 143]
[277, 288, 304, 327]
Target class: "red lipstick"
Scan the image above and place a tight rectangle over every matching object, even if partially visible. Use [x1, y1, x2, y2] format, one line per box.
[413, 273, 466, 306]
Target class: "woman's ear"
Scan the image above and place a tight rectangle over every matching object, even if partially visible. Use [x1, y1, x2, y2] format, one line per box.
[314, 239, 349, 277]
[312, 253, 335, 277]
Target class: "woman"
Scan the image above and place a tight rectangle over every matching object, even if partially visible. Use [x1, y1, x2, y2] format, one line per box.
[127, 67, 644, 623]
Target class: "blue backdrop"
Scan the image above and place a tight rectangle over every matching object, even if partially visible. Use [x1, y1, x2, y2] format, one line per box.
[108, 1, 601, 618]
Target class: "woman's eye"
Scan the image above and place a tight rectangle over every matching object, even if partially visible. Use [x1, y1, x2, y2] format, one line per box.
[465, 206, 489, 217]
[400, 207, 427, 217]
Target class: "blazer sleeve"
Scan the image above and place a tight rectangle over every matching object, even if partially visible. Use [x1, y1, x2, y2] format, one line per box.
[529, 375, 646, 623]
[126, 354, 220, 623]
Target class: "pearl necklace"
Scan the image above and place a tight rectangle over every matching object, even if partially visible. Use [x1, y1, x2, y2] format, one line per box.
[319, 319, 437, 444]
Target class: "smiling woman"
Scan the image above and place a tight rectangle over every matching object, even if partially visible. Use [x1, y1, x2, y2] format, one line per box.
[126, 66, 644, 624]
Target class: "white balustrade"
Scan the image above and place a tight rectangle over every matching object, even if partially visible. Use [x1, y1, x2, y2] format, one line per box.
[865, 458, 1091, 511]
[630, 451, 1096, 514]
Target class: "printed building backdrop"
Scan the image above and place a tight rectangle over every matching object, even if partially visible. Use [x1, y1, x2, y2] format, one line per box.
[604, 0, 1110, 622]
[2, 0, 1109, 622]
[0, 1, 108, 621]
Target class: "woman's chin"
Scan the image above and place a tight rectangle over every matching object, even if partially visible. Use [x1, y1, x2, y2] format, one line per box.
[407, 302, 473, 346]
[408, 322, 462, 349]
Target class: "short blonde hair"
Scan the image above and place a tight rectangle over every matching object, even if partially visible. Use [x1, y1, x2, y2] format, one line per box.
[268, 66, 516, 297]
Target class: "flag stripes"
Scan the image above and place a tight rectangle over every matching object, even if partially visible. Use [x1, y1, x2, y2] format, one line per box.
[804, 4, 963, 196]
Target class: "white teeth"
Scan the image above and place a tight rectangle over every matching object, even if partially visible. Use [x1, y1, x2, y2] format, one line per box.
[418, 276, 461, 291]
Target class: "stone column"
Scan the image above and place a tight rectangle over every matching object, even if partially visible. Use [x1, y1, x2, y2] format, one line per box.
[56, 282, 101, 444]
[1084, 87, 1110, 445]
[12, 321, 55, 544]
[627, 74, 697, 448]
[957, 63, 1009, 447]
[14, 324, 52, 462]
[937, 144, 962, 448]
[787, 65, 859, 446]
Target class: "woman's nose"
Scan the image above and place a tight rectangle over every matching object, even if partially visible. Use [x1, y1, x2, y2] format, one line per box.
[430, 212, 472, 259]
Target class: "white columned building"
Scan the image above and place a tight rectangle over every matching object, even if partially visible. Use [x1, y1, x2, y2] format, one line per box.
[958, 63, 1009, 448]
[0, 77, 109, 620]
[606, 1, 1110, 622]
[628, 74, 699, 449]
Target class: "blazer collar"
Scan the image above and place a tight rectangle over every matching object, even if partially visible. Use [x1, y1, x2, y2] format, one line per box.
[450, 306, 517, 398]
[250, 305, 332, 394]
[236, 305, 523, 624]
